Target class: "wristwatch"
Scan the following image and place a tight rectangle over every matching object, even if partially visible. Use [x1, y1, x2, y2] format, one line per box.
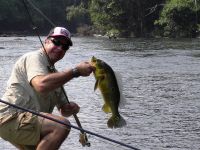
[72, 68, 80, 78]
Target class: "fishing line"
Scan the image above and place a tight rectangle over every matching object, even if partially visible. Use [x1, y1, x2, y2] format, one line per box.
[86, 131, 128, 150]
[16, 0, 141, 149]
[26, 0, 55, 27]
[21, 0, 54, 65]
[0, 99, 140, 150]
[21, 0, 91, 146]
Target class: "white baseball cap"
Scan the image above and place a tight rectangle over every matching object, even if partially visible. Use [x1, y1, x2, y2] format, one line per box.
[48, 27, 72, 46]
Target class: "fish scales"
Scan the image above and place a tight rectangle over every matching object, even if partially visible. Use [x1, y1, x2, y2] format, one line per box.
[91, 56, 126, 128]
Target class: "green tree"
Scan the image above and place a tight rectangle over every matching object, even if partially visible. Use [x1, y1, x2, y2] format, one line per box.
[89, 0, 125, 37]
[88, 0, 165, 37]
[155, 0, 199, 37]
[0, 0, 73, 34]
[0, 1, 28, 32]
[66, 2, 91, 33]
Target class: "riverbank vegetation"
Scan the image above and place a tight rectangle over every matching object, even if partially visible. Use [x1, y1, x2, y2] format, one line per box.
[0, 0, 199, 38]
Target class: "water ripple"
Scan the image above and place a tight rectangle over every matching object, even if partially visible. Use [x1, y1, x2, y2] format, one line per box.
[0, 37, 200, 150]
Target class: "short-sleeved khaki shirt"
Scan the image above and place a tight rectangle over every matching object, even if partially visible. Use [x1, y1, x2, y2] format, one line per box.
[0, 49, 68, 121]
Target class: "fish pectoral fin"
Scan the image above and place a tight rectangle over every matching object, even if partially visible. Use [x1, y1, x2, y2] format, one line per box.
[94, 80, 99, 91]
[102, 104, 111, 113]
[94, 77, 104, 91]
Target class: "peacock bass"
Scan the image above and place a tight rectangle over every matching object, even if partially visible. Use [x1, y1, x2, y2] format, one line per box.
[91, 56, 126, 128]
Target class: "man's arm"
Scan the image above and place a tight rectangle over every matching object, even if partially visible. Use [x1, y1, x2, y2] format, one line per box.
[31, 61, 95, 94]
[31, 69, 73, 93]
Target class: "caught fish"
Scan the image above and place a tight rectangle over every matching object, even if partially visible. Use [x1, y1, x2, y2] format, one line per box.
[91, 56, 126, 128]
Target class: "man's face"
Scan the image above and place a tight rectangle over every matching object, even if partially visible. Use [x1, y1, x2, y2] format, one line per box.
[45, 36, 70, 63]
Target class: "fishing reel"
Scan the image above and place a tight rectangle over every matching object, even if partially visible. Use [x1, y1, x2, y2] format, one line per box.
[79, 132, 91, 147]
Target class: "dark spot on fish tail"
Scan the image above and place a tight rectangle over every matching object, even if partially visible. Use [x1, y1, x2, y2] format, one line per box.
[107, 116, 120, 128]
[107, 118, 114, 128]
[107, 115, 126, 128]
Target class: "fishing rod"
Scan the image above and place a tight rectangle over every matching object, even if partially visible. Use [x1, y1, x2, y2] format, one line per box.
[26, 0, 55, 27]
[0, 99, 140, 150]
[21, 0, 90, 146]
[19, 0, 141, 149]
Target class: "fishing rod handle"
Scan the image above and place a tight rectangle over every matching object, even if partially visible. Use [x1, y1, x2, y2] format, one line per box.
[60, 86, 84, 129]
[48, 66, 85, 130]
[60, 80, 90, 146]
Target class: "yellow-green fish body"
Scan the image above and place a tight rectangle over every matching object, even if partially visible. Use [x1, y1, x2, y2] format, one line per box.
[91, 56, 126, 128]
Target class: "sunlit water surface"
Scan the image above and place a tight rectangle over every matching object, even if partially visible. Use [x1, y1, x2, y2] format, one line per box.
[0, 37, 200, 150]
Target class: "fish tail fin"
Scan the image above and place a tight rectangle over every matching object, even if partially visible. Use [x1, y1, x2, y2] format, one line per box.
[107, 115, 126, 128]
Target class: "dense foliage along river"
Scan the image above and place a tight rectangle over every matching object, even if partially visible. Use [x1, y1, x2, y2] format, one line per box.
[0, 37, 200, 150]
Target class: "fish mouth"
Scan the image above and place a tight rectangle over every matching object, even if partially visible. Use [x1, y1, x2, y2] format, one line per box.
[90, 56, 97, 66]
[90, 62, 96, 67]
[90, 60, 95, 66]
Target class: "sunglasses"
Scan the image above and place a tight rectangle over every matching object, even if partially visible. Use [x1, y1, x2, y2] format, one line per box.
[51, 38, 69, 51]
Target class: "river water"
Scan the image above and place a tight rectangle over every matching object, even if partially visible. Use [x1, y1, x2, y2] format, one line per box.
[0, 36, 200, 150]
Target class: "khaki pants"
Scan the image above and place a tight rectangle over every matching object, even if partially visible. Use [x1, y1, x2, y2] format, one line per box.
[0, 112, 42, 149]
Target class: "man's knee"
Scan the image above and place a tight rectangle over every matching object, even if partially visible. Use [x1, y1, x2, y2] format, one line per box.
[41, 114, 71, 138]
[56, 117, 71, 136]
